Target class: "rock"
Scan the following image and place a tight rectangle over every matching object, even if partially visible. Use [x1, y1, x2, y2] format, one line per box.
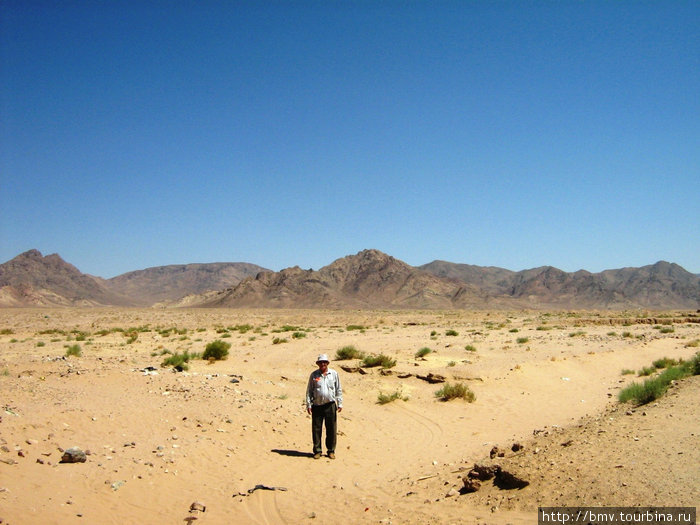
[489, 446, 505, 458]
[461, 477, 481, 493]
[511, 442, 524, 452]
[60, 447, 86, 463]
[189, 501, 206, 513]
[416, 373, 446, 384]
[469, 463, 498, 481]
[445, 488, 459, 497]
[494, 468, 529, 490]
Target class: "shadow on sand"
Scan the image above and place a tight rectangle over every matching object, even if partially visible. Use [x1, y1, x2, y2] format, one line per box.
[271, 449, 314, 458]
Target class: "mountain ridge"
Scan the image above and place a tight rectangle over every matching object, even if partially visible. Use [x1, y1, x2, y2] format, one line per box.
[1, 249, 698, 309]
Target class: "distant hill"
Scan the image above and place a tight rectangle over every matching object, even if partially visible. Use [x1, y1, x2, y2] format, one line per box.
[104, 262, 268, 306]
[419, 260, 700, 309]
[0, 250, 133, 307]
[1, 249, 698, 309]
[198, 249, 489, 309]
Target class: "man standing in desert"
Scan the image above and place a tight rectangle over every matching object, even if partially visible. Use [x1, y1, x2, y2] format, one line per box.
[306, 354, 343, 459]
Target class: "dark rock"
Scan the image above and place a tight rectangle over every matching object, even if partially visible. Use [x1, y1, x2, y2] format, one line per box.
[511, 442, 524, 452]
[489, 446, 505, 458]
[461, 477, 482, 493]
[60, 447, 86, 463]
[469, 463, 498, 481]
[416, 373, 446, 384]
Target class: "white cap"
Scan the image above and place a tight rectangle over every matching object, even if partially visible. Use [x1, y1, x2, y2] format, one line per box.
[316, 354, 330, 363]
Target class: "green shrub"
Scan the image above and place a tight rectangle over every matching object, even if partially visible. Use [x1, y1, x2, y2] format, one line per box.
[0, 328, 13, 335]
[652, 357, 678, 369]
[445, 329, 459, 337]
[659, 327, 675, 334]
[684, 339, 700, 348]
[569, 330, 586, 337]
[346, 324, 366, 331]
[377, 390, 408, 404]
[414, 347, 432, 358]
[430, 330, 437, 337]
[435, 382, 475, 402]
[464, 344, 477, 352]
[362, 354, 396, 369]
[292, 331, 306, 339]
[272, 337, 287, 344]
[509, 328, 519, 333]
[516, 337, 529, 344]
[620, 355, 699, 405]
[202, 340, 230, 361]
[638, 366, 656, 377]
[65, 344, 82, 357]
[162, 351, 200, 372]
[621, 369, 635, 375]
[335, 346, 364, 360]
[36, 341, 46, 347]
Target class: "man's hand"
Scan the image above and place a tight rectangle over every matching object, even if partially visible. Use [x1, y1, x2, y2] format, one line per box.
[307, 407, 312, 414]
[338, 407, 343, 413]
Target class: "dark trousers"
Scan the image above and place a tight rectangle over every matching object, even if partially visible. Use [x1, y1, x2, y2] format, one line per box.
[311, 402, 337, 454]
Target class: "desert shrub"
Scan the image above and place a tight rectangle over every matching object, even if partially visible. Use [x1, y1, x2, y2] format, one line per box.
[36, 341, 45, 347]
[272, 337, 287, 344]
[430, 330, 437, 337]
[622, 331, 633, 338]
[464, 344, 477, 352]
[65, 344, 82, 357]
[618, 379, 668, 405]
[202, 340, 230, 361]
[620, 356, 699, 405]
[292, 331, 306, 339]
[435, 382, 476, 402]
[659, 327, 675, 334]
[162, 351, 199, 372]
[652, 357, 679, 369]
[0, 329, 13, 335]
[638, 366, 656, 377]
[414, 347, 432, 358]
[362, 354, 396, 369]
[509, 328, 520, 333]
[688, 352, 700, 375]
[335, 346, 364, 360]
[684, 339, 700, 348]
[377, 390, 408, 404]
[445, 329, 459, 336]
[569, 331, 586, 337]
[536, 326, 551, 331]
[607, 331, 618, 336]
[447, 361, 457, 367]
[621, 369, 635, 375]
[516, 337, 529, 344]
[346, 325, 366, 331]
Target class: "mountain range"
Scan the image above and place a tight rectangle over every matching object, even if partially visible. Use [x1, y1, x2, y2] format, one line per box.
[0, 249, 698, 310]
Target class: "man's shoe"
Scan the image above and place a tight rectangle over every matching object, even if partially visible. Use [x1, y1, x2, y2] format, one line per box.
[313, 453, 321, 459]
[328, 452, 335, 459]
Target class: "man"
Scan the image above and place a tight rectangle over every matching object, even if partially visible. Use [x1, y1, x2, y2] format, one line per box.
[305, 354, 343, 459]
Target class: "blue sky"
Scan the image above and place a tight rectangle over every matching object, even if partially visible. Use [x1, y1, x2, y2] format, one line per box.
[2, 1, 698, 278]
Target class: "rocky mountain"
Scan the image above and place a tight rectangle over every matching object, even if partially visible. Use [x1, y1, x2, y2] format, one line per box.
[1, 249, 698, 309]
[200, 249, 489, 309]
[104, 262, 268, 306]
[419, 260, 700, 309]
[0, 250, 133, 307]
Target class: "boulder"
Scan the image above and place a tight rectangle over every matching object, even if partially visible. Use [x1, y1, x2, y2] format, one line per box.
[60, 447, 86, 463]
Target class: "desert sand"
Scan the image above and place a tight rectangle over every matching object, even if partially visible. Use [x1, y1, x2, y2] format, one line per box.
[0, 308, 698, 524]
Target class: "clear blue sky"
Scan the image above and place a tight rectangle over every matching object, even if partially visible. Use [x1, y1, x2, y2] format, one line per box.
[2, 1, 698, 278]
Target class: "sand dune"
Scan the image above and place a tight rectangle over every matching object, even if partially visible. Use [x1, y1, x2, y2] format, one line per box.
[1, 309, 698, 524]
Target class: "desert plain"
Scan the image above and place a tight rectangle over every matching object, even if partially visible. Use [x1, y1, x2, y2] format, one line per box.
[0, 308, 698, 525]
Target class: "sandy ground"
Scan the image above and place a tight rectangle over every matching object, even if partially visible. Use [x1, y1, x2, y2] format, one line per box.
[0, 308, 698, 524]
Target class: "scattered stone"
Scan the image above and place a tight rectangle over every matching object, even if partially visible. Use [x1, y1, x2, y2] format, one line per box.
[189, 501, 206, 513]
[511, 442, 524, 452]
[416, 373, 446, 384]
[469, 464, 498, 481]
[60, 447, 86, 464]
[561, 440, 573, 447]
[489, 446, 505, 459]
[445, 487, 459, 497]
[461, 477, 482, 493]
